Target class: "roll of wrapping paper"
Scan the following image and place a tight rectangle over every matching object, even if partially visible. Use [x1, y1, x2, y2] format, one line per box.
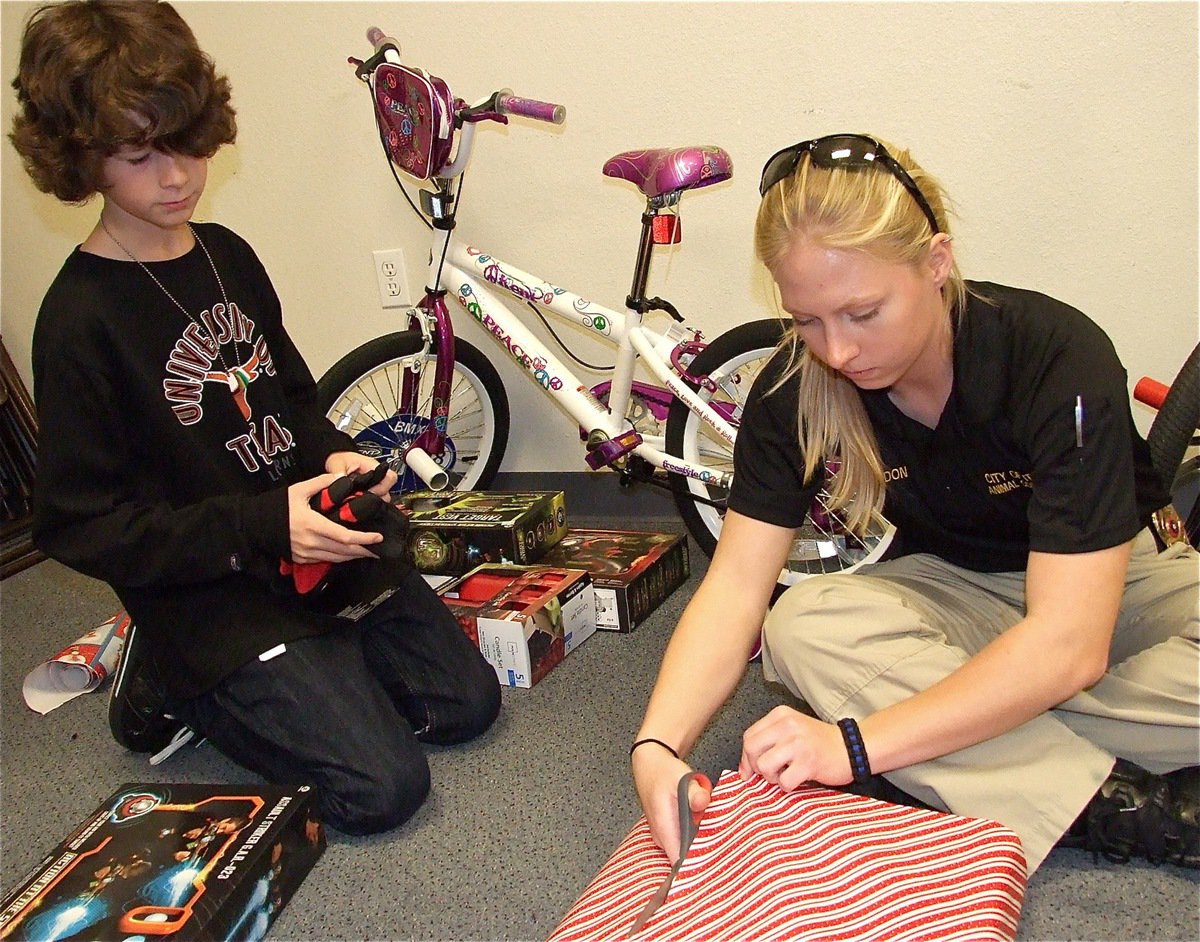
[23, 611, 130, 714]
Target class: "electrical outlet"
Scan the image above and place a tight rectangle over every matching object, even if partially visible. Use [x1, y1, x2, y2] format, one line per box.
[373, 248, 410, 308]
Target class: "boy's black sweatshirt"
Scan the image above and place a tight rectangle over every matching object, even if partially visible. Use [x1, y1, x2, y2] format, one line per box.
[32, 223, 356, 698]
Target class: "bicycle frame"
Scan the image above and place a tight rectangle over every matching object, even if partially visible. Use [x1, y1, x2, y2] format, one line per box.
[403, 231, 739, 489]
[333, 29, 897, 582]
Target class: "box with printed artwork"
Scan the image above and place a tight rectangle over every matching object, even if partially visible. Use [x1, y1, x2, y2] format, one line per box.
[539, 529, 690, 632]
[0, 782, 323, 942]
[438, 564, 595, 688]
[393, 490, 568, 576]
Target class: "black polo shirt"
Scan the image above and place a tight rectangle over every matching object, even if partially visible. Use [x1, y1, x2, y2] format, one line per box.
[729, 282, 1167, 572]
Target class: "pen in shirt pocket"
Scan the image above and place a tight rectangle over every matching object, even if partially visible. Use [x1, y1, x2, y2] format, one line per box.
[1074, 395, 1084, 448]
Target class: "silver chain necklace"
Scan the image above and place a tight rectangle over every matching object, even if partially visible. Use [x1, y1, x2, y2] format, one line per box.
[99, 217, 242, 383]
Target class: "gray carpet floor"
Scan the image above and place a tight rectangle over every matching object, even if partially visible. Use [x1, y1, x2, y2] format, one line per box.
[2, 518, 1197, 941]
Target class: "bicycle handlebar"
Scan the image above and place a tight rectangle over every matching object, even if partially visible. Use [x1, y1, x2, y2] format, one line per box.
[495, 88, 566, 125]
[367, 26, 398, 54]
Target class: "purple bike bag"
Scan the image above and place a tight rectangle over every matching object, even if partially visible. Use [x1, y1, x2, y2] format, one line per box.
[373, 62, 455, 180]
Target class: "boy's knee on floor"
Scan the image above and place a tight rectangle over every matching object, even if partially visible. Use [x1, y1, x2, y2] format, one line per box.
[427, 676, 501, 745]
[321, 755, 432, 836]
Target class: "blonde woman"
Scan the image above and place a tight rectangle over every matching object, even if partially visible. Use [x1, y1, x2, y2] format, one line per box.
[631, 134, 1198, 874]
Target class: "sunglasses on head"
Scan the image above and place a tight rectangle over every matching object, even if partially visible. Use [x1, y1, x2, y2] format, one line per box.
[758, 134, 941, 235]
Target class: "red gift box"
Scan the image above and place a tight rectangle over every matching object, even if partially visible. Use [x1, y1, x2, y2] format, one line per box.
[550, 771, 1026, 941]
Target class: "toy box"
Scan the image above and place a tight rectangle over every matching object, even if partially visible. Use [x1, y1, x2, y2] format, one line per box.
[439, 564, 595, 688]
[540, 529, 690, 632]
[394, 490, 568, 575]
[0, 783, 323, 941]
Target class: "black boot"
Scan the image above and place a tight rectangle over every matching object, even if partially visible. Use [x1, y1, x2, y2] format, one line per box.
[1060, 758, 1199, 868]
[108, 622, 185, 754]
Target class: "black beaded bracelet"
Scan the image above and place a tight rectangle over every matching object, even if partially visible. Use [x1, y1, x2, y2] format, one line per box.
[837, 717, 873, 785]
[630, 737, 679, 759]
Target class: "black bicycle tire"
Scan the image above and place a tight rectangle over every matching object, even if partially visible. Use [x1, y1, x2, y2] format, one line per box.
[1146, 341, 1200, 498]
[664, 318, 788, 557]
[318, 332, 510, 491]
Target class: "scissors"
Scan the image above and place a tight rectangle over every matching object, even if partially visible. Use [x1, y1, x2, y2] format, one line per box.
[627, 771, 712, 938]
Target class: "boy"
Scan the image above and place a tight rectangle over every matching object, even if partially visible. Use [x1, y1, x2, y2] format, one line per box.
[10, 0, 499, 835]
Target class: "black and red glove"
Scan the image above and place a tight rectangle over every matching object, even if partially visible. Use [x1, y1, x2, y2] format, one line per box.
[280, 463, 409, 594]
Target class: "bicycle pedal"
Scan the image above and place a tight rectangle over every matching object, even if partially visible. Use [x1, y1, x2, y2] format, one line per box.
[584, 429, 643, 470]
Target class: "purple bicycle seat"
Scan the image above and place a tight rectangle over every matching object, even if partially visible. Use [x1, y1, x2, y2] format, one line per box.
[602, 146, 732, 199]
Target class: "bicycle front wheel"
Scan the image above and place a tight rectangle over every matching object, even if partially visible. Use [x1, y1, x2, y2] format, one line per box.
[318, 333, 510, 494]
[664, 319, 786, 557]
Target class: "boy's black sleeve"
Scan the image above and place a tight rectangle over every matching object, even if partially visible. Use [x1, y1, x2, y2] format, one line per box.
[31, 340, 289, 590]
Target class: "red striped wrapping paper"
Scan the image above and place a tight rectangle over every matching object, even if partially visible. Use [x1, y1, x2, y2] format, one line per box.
[549, 771, 1026, 941]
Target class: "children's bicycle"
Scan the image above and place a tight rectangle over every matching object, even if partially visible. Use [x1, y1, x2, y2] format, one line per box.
[317, 27, 891, 584]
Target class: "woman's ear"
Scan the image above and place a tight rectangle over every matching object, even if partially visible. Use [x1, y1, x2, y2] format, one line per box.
[927, 233, 954, 289]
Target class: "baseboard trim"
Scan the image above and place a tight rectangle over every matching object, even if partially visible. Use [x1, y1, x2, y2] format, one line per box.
[491, 470, 681, 522]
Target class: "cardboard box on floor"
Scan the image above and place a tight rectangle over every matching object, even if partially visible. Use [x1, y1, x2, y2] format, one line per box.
[539, 529, 690, 632]
[394, 490, 568, 576]
[439, 564, 595, 688]
[0, 783, 324, 941]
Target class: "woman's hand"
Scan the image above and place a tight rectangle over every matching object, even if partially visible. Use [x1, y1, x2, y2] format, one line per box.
[739, 705, 852, 791]
[287, 473, 385, 564]
[324, 451, 398, 497]
[632, 744, 712, 863]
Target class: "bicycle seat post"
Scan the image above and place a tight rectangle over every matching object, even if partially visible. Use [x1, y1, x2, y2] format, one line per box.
[625, 204, 659, 314]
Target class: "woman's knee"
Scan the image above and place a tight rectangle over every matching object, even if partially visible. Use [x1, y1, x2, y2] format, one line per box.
[764, 575, 869, 654]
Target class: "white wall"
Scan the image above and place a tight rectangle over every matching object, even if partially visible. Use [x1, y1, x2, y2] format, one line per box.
[3, 1, 1196, 473]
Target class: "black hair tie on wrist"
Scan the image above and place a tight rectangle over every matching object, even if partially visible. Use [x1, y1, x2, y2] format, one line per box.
[837, 717, 873, 785]
[630, 737, 679, 759]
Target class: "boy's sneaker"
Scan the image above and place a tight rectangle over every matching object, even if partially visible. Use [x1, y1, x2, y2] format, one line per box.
[108, 621, 185, 754]
[1060, 758, 1199, 868]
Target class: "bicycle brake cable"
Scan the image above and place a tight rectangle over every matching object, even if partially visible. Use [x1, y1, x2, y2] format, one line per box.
[370, 78, 616, 374]
[526, 302, 614, 372]
[368, 82, 433, 232]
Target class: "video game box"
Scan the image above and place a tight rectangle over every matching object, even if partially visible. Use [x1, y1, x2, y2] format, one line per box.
[0, 782, 323, 941]
[539, 529, 690, 632]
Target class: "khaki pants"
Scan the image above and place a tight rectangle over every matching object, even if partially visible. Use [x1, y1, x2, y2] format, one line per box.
[760, 530, 1200, 872]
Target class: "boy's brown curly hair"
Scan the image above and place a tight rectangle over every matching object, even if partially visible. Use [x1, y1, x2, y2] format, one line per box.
[9, 0, 237, 204]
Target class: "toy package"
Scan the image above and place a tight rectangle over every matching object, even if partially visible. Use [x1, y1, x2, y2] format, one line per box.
[439, 564, 594, 687]
[539, 529, 690, 631]
[394, 490, 568, 575]
[0, 783, 323, 941]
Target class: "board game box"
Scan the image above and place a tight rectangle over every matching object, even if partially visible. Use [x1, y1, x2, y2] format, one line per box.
[438, 564, 595, 688]
[393, 490, 568, 575]
[539, 529, 690, 632]
[0, 783, 324, 941]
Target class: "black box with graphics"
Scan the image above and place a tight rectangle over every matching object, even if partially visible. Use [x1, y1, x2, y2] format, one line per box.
[393, 490, 568, 575]
[539, 529, 690, 632]
[0, 783, 323, 941]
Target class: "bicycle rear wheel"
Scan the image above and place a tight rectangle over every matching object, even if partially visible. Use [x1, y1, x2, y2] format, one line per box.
[318, 333, 509, 494]
[664, 319, 894, 586]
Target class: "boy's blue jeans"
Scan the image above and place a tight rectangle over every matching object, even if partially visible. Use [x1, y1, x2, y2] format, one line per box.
[172, 567, 501, 835]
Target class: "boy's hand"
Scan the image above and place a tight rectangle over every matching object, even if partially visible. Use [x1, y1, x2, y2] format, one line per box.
[287, 473, 384, 565]
[325, 451, 398, 497]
